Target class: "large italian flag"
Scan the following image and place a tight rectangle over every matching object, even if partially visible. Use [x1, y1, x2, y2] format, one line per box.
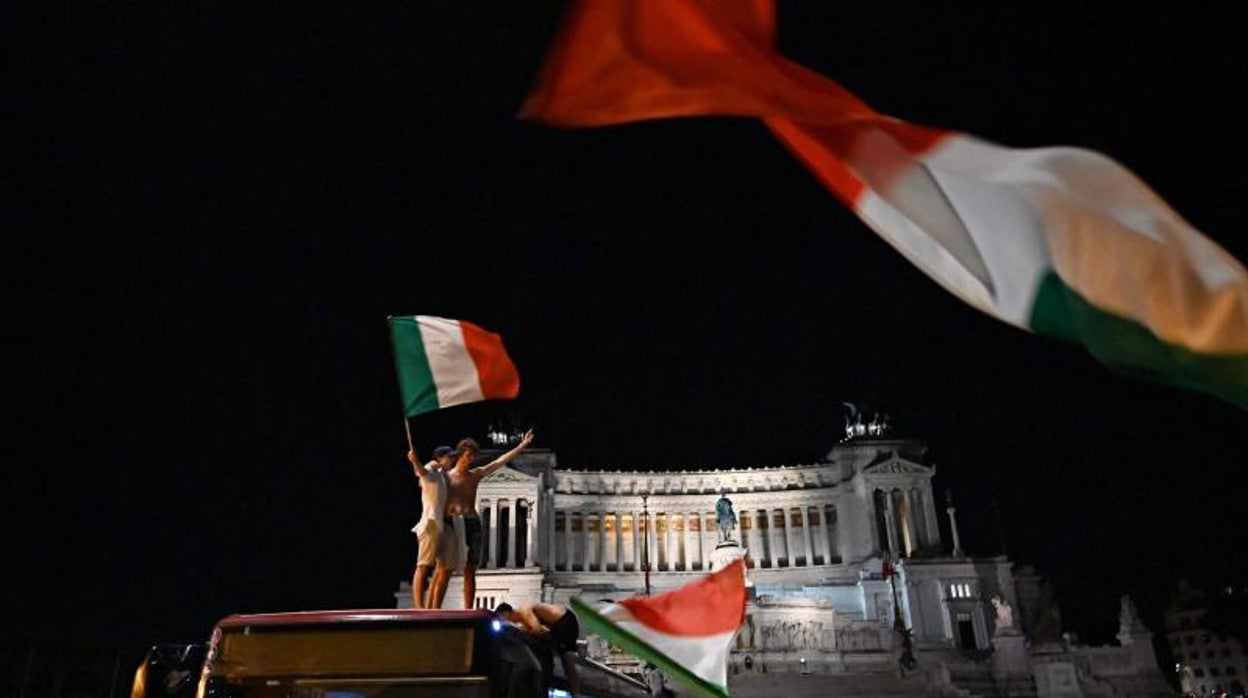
[521, 0, 1248, 409]
[571, 559, 746, 698]
[388, 315, 521, 417]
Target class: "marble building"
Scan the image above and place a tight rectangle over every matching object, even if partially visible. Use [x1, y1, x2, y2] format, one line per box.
[396, 421, 1173, 697]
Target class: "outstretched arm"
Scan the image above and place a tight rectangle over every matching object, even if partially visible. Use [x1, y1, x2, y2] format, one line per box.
[408, 450, 430, 479]
[476, 429, 535, 478]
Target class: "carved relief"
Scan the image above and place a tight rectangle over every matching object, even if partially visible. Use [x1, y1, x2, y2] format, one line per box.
[863, 460, 931, 475]
[755, 620, 836, 651]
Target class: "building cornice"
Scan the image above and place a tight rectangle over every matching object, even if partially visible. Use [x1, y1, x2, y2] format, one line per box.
[552, 462, 855, 496]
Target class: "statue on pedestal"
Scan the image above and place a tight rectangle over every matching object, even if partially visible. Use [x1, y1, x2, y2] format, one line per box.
[710, 493, 747, 572]
[992, 596, 1017, 635]
[715, 493, 737, 543]
[1119, 594, 1145, 632]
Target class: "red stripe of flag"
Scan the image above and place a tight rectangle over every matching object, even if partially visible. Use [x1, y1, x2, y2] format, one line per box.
[459, 321, 521, 400]
[618, 560, 746, 636]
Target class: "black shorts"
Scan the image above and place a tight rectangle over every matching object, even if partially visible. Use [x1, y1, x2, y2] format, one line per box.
[462, 514, 484, 568]
[549, 611, 580, 653]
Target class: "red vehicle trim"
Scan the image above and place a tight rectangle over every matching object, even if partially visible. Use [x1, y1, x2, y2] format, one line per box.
[215, 608, 493, 628]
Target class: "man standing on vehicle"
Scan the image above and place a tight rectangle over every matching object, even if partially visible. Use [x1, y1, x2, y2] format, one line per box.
[407, 445, 458, 608]
[434, 429, 535, 610]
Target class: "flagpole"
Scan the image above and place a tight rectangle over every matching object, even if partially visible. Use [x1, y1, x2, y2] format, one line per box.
[403, 415, 414, 452]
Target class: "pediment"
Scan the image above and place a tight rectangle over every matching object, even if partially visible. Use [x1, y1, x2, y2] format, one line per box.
[863, 457, 932, 476]
[482, 466, 539, 484]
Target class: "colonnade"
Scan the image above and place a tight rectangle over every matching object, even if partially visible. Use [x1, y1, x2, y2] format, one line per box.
[473, 497, 538, 569]
[872, 486, 940, 557]
[549, 503, 842, 572]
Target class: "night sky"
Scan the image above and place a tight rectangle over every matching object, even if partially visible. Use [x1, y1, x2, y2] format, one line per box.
[17, 2, 1246, 650]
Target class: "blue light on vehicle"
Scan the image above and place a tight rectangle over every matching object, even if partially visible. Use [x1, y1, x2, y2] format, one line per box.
[490, 619, 503, 634]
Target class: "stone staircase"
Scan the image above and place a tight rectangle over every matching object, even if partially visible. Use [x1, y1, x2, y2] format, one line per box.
[729, 670, 937, 698]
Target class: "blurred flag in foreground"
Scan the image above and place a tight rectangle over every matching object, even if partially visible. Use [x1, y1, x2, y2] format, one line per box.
[522, 0, 1248, 409]
[388, 315, 520, 417]
[571, 559, 746, 698]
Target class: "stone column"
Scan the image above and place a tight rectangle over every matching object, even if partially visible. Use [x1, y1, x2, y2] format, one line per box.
[800, 505, 815, 566]
[486, 499, 501, 571]
[757, 509, 771, 567]
[922, 490, 940, 548]
[503, 500, 516, 568]
[678, 511, 688, 571]
[614, 512, 624, 572]
[664, 513, 674, 571]
[596, 512, 607, 571]
[948, 505, 964, 557]
[580, 512, 591, 571]
[902, 489, 917, 556]
[663, 512, 673, 571]
[883, 492, 901, 556]
[545, 493, 556, 569]
[647, 511, 658, 572]
[525, 499, 536, 567]
[825, 505, 840, 563]
[631, 511, 641, 572]
[774, 508, 789, 566]
[563, 509, 573, 570]
[695, 511, 705, 571]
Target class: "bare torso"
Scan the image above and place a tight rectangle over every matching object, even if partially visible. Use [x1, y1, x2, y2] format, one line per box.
[444, 468, 482, 515]
[529, 603, 566, 626]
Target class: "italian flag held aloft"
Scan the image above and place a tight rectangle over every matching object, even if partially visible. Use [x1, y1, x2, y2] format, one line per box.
[571, 559, 747, 698]
[521, 0, 1248, 409]
[388, 315, 521, 417]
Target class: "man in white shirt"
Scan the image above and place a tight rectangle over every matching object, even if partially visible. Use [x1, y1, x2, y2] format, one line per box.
[407, 445, 457, 608]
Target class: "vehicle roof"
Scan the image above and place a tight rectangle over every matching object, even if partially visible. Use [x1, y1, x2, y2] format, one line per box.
[215, 608, 494, 629]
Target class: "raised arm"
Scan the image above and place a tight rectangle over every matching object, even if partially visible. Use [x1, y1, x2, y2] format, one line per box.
[408, 450, 430, 479]
[476, 429, 535, 478]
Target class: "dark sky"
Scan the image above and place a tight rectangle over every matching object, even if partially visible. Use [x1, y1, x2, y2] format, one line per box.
[16, 3, 1246, 649]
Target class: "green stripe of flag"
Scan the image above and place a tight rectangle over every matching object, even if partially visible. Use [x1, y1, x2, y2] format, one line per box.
[1029, 273, 1248, 409]
[388, 316, 440, 417]
[569, 597, 729, 698]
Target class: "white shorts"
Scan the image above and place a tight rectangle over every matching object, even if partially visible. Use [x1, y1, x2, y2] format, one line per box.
[414, 518, 458, 568]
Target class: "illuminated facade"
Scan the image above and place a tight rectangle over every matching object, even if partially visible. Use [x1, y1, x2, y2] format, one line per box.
[1166, 582, 1248, 697]
[396, 426, 1172, 697]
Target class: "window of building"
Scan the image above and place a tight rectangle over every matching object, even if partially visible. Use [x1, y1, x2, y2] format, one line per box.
[1187, 636, 1196, 645]
[1208, 650, 1217, 659]
[1211, 667, 1221, 677]
[955, 612, 976, 649]
[1204, 634, 1212, 644]
[1222, 648, 1231, 658]
[1226, 667, 1236, 676]
[1195, 669, 1205, 677]
[474, 595, 497, 610]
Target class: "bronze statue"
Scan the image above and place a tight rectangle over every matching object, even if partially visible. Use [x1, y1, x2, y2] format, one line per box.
[715, 494, 737, 542]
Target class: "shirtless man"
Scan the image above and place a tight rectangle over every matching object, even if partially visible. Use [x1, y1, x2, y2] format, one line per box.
[495, 602, 581, 696]
[433, 429, 535, 610]
[407, 445, 457, 608]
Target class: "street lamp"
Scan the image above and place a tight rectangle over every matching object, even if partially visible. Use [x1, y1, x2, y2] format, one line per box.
[641, 494, 651, 596]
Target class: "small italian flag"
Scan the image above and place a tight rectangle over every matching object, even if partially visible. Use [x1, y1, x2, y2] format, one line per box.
[571, 560, 747, 698]
[388, 315, 521, 417]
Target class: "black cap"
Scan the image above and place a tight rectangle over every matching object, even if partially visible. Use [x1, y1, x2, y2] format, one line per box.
[432, 445, 455, 458]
